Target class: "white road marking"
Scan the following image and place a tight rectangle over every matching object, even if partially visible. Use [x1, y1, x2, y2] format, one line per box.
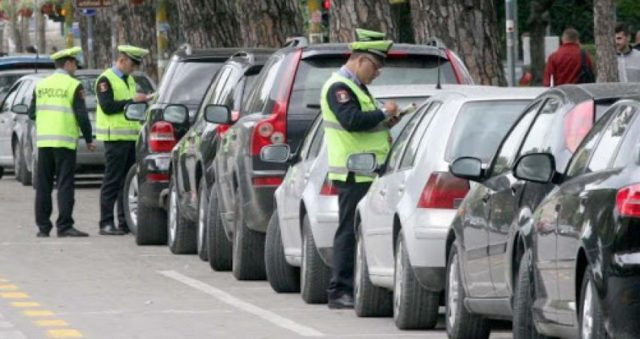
[159, 270, 324, 337]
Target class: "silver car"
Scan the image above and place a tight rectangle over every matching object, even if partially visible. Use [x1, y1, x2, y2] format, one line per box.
[352, 86, 544, 329]
[263, 85, 439, 302]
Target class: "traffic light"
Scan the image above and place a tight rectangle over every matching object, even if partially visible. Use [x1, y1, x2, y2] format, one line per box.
[47, 4, 65, 22]
[321, 0, 330, 30]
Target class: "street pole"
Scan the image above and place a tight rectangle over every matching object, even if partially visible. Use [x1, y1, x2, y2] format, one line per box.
[64, 0, 74, 48]
[110, 8, 117, 64]
[87, 14, 93, 68]
[505, 0, 516, 87]
[156, 0, 168, 81]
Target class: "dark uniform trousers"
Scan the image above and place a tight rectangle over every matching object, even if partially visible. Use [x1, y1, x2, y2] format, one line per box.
[99, 141, 136, 227]
[35, 147, 76, 233]
[328, 173, 372, 299]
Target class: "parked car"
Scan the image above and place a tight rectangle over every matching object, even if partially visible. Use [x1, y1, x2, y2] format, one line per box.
[445, 83, 640, 339]
[205, 40, 475, 281]
[124, 46, 242, 244]
[511, 98, 640, 339]
[349, 86, 541, 329]
[163, 50, 273, 257]
[261, 84, 442, 302]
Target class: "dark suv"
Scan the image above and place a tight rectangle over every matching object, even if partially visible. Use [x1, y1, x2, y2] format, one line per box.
[166, 50, 274, 257]
[205, 40, 474, 280]
[124, 46, 241, 245]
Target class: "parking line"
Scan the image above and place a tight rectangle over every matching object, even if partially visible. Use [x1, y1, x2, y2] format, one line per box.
[11, 302, 40, 308]
[23, 310, 55, 317]
[0, 293, 28, 299]
[46, 329, 83, 338]
[0, 285, 19, 291]
[159, 270, 324, 337]
[35, 320, 69, 327]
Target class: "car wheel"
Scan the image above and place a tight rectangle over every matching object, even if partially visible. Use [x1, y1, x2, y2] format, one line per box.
[393, 232, 439, 329]
[231, 189, 266, 280]
[301, 214, 331, 304]
[168, 176, 197, 254]
[207, 182, 232, 271]
[514, 250, 551, 339]
[265, 210, 300, 293]
[136, 202, 167, 245]
[354, 222, 392, 317]
[17, 138, 31, 186]
[579, 268, 608, 339]
[123, 165, 138, 235]
[0, 166, 4, 179]
[446, 242, 490, 339]
[196, 180, 209, 261]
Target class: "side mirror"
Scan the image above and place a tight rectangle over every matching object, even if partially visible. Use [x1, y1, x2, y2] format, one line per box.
[204, 104, 232, 124]
[260, 144, 291, 163]
[163, 104, 189, 125]
[346, 153, 377, 174]
[11, 104, 28, 115]
[513, 153, 556, 184]
[449, 157, 484, 181]
[124, 102, 148, 121]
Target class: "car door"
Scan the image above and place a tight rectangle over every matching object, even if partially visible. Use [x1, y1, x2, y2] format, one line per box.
[0, 81, 23, 166]
[13, 80, 33, 146]
[461, 99, 542, 298]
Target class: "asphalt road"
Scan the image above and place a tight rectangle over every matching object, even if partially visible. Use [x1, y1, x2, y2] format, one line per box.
[0, 175, 513, 339]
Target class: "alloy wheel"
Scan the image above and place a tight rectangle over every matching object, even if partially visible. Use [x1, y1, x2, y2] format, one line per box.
[354, 234, 364, 302]
[301, 231, 308, 291]
[393, 239, 404, 317]
[127, 174, 138, 227]
[197, 187, 207, 253]
[447, 252, 460, 329]
[168, 185, 178, 245]
[581, 279, 594, 339]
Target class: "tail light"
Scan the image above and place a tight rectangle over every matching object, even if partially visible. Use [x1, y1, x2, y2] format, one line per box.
[564, 100, 594, 153]
[616, 184, 640, 218]
[445, 50, 474, 85]
[146, 173, 169, 182]
[252, 176, 283, 187]
[149, 121, 176, 153]
[320, 176, 338, 196]
[250, 49, 302, 156]
[417, 172, 470, 209]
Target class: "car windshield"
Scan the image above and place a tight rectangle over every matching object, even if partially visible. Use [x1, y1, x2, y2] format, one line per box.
[155, 61, 222, 105]
[446, 100, 530, 163]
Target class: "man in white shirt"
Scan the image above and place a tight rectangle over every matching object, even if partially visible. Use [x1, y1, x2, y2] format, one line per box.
[615, 23, 640, 82]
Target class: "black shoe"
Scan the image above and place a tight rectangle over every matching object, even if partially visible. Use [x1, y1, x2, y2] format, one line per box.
[328, 294, 354, 309]
[57, 227, 89, 237]
[36, 231, 50, 238]
[99, 225, 125, 236]
[117, 224, 131, 234]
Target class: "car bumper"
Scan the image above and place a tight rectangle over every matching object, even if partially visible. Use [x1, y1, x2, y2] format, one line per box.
[138, 153, 170, 209]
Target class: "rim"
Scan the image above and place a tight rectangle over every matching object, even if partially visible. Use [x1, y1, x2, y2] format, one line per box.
[127, 174, 138, 227]
[13, 143, 20, 173]
[447, 252, 459, 329]
[197, 187, 207, 254]
[168, 185, 177, 245]
[581, 279, 594, 339]
[354, 233, 363, 302]
[393, 239, 403, 317]
[301, 228, 308, 291]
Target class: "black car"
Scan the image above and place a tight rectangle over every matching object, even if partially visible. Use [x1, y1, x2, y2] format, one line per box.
[445, 83, 640, 339]
[204, 39, 475, 281]
[123, 46, 241, 243]
[513, 98, 640, 338]
[166, 50, 273, 257]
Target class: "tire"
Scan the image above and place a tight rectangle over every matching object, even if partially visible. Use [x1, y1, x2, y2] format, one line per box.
[265, 210, 300, 293]
[16, 139, 31, 186]
[207, 183, 232, 271]
[579, 268, 608, 339]
[393, 233, 439, 329]
[196, 180, 209, 261]
[136, 203, 167, 245]
[446, 243, 490, 339]
[167, 177, 197, 254]
[354, 223, 392, 317]
[232, 189, 266, 280]
[123, 165, 138, 235]
[514, 250, 551, 339]
[0, 166, 4, 179]
[301, 215, 331, 304]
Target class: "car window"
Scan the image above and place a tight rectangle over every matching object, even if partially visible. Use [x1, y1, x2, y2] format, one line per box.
[613, 104, 640, 168]
[132, 75, 155, 94]
[14, 80, 32, 105]
[446, 100, 530, 163]
[518, 97, 562, 156]
[0, 73, 27, 98]
[490, 100, 543, 177]
[372, 56, 457, 86]
[156, 61, 222, 105]
[565, 109, 612, 177]
[244, 56, 284, 114]
[586, 104, 636, 172]
[385, 102, 438, 173]
[308, 125, 324, 159]
[298, 115, 322, 160]
[1, 82, 21, 112]
[398, 102, 438, 169]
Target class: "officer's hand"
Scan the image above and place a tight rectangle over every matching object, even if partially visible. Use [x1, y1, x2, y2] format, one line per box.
[86, 142, 96, 152]
[386, 115, 401, 128]
[133, 93, 149, 102]
[383, 101, 399, 117]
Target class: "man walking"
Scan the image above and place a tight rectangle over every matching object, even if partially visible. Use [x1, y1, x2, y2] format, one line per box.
[543, 28, 594, 86]
[96, 45, 150, 235]
[321, 28, 399, 309]
[29, 46, 95, 238]
[615, 23, 640, 82]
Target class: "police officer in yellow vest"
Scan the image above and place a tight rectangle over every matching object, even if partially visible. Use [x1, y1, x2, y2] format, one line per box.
[28, 47, 95, 237]
[96, 45, 151, 235]
[322, 29, 401, 309]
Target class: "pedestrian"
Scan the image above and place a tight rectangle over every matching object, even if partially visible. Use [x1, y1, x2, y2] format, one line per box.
[615, 23, 640, 82]
[96, 45, 150, 235]
[543, 28, 594, 87]
[28, 46, 95, 238]
[634, 31, 640, 51]
[321, 28, 400, 309]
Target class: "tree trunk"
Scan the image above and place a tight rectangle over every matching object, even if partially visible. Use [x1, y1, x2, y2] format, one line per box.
[175, 0, 241, 48]
[114, 0, 158, 80]
[527, 0, 554, 85]
[593, 0, 618, 82]
[235, 0, 304, 47]
[20, 16, 30, 49]
[36, 10, 46, 53]
[79, 8, 113, 70]
[329, 0, 397, 43]
[409, 0, 506, 85]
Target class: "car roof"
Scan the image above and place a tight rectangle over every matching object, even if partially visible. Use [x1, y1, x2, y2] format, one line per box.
[226, 49, 276, 66]
[295, 43, 449, 59]
[369, 85, 544, 101]
[551, 82, 640, 102]
[172, 47, 245, 62]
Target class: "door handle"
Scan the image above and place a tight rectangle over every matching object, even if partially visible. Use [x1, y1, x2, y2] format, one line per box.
[379, 189, 387, 197]
[510, 182, 523, 195]
[482, 193, 490, 203]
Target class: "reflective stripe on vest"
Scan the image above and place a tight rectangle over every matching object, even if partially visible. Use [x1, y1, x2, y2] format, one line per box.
[35, 73, 81, 150]
[95, 69, 139, 141]
[321, 73, 390, 183]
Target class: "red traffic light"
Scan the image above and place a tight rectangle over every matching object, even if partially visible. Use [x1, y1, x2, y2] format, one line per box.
[323, 0, 330, 10]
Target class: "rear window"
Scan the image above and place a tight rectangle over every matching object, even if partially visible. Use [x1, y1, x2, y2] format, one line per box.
[0, 74, 27, 97]
[446, 100, 530, 163]
[156, 61, 222, 105]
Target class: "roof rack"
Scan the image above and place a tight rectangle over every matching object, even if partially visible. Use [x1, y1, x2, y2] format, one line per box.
[283, 36, 309, 48]
[424, 38, 447, 49]
[231, 51, 255, 63]
[178, 43, 193, 56]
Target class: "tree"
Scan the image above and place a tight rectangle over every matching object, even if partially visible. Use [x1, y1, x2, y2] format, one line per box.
[409, 0, 506, 85]
[78, 8, 112, 69]
[527, 0, 554, 85]
[235, 0, 304, 47]
[174, 0, 241, 48]
[593, 0, 618, 82]
[329, 0, 397, 43]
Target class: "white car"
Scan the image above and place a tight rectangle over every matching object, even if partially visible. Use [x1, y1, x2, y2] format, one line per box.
[351, 86, 544, 329]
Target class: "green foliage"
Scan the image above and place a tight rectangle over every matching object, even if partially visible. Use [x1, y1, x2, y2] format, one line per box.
[617, 0, 640, 34]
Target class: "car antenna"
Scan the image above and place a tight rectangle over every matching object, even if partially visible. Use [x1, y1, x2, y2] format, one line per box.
[435, 54, 442, 90]
[35, 47, 39, 73]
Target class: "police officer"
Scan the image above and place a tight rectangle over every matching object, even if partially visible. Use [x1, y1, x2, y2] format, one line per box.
[321, 29, 400, 309]
[96, 45, 150, 235]
[28, 47, 95, 238]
